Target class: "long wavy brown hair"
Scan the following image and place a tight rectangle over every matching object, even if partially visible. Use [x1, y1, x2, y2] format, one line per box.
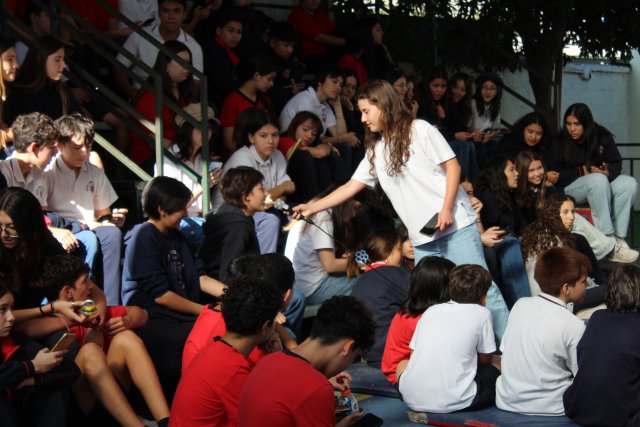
[515, 151, 548, 212]
[521, 193, 574, 260]
[357, 79, 414, 176]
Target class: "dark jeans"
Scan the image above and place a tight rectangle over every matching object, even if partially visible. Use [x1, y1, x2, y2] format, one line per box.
[287, 150, 348, 203]
[458, 364, 500, 412]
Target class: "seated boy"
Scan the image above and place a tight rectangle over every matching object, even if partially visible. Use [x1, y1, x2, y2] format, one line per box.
[41, 255, 170, 427]
[0, 112, 85, 253]
[496, 247, 588, 416]
[0, 282, 80, 427]
[237, 295, 376, 427]
[182, 252, 303, 370]
[398, 264, 500, 415]
[45, 114, 128, 305]
[169, 276, 283, 427]
[198, 166, 264, 283]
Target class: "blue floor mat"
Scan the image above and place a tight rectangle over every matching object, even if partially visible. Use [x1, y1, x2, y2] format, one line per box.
[346, 362, 401, 399]
[357, 395, 581, 427]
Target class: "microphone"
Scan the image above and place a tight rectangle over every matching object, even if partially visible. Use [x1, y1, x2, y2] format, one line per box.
[273, 199, 311, 223]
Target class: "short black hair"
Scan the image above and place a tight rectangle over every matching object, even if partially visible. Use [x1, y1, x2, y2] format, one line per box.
[12, 112, 59, 152]
[225, 253, 294, 296]
[158, 0, 187, 8]
[310, 296, 376, 352]
[222, 276, 282, 336]
[268, 21, 296, 42]
[215, 9, 244, 29]
[41, 255, 90, 302]
[142, 176, 192, 219]
[449, 264, 492, 304]
[55, 114, 95, 145]
[314, 66, 343, 90]
[220, 166, 263, 209]
[226, 254, 260, 284]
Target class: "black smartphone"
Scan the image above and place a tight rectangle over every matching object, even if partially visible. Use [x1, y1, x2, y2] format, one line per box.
[352, 413, 383, 427]
[420, 213, 439, 236]
[500, 226, 513, 237]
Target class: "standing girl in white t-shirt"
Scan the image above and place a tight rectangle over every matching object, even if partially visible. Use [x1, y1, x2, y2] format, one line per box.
[294, 79, 509, 339]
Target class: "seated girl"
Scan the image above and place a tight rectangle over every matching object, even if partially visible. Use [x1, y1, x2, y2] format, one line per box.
[284, 185, 360, 305]
[158, 103, 221, 248]
[212, 108, 294, 253]
[470, 73, 505, 168]
[498, 112, 551, 158]
[545, 103, 638, 247]
[521, 193, 607, 312]
[279, 111, 346, 203]
[121, 177, 225, 403]
[382, 257, 454, 385]
[42, 255, 169, 427]
[351, 230, 411, 368]
[219, 53, 276, 153]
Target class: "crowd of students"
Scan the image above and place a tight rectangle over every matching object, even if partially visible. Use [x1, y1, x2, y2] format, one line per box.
[1, 0, 640, 426]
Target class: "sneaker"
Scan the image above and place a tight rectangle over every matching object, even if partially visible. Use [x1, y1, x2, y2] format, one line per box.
[607, 242, 639, 263]
[615, 236, 631, 249]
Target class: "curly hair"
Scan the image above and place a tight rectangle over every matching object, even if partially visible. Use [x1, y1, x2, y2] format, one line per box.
[521, 192, 574, 260]
[357, 80, 414, 176]
[475, 155, 513, 212]
[514, 151, 548, 211]
[12, 112, 59, 152]
[222, 276, 283, 336]
[41, 255, 90, 302]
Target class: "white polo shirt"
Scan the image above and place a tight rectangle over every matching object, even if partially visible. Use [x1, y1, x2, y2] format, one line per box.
[351, 119, 477, 247]
[0, 158, 48, 206]
[116, 24, 204, 88]
[156, 145, 207, 217]
[399, 301, 496, 413]
[44, 155, 118, 222]
[496, 294, 585, 416]
[279, 87, 336, 133]
[284, 210, 333, 296]
[117, 0, 158, 29]
[211, 146, 291, 212]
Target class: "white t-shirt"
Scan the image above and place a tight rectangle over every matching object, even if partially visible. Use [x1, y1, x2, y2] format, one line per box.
[156, 145, 208, 217]
[116, 24, 203, 88]
[351, 120, 477, 246]
[44, 155, 118, 222]
[496, 294, 585, 416]
[470, 99, 501, 131]
[279, 87, 336, 133]
[211, 146, 291, 212]
[284, 210, 333, 296]
[0, 158, 48, 206]
[399, 301, 496, 413]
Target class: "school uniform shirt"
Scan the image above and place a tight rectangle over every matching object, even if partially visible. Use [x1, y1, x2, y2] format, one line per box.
[0, 158, 48, 206]
[496, 293, 585, 416]
[284, 210, 333, 297]
[219, 89, 270, 130]
[156, 146, 207, 217]
[44, 154, 118, 222]
[170, 338, 254, 427]
[351, 265, 410, 367]
[399, 302, 496, 413]
[287, 6, 336, 59]
[382, 312, 422, 385]
[211, 146, 291, 212]
[351, 119, 477, 247]
[470, 99, 501, 131]
[116, 24, 203, 88]
[563, 310, 640, 426]
[279, 87, 336, 133]
[237, 349, 335, 427]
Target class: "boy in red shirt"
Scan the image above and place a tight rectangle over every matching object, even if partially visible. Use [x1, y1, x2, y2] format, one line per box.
[237, 296, 376, 427]
[170, 276, 283, 427]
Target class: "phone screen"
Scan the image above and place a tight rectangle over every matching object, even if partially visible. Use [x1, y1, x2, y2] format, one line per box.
[51, 333, 76, 352]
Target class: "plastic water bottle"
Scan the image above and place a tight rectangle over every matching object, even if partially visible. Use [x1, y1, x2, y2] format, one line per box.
[337, 388, 359, 415]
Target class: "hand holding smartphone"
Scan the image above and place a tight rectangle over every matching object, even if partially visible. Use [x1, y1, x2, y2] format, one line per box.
[420, 213, 439, 236]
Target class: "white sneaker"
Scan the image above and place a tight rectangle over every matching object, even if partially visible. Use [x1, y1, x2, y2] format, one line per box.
[615, 236, 631, 249]
[607, 241, 639, 263]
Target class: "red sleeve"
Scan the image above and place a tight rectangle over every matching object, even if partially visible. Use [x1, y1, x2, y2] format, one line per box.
[288, 7, 325, 40]
[182, 308, 226, 371]
[290, 383, 335, 427]
[277, 136, 296, 156]
[223, 366, 252, 425]
[219, 93, 239, 128]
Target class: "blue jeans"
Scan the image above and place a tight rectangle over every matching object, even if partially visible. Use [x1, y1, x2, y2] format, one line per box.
[282, 289, 305, 339]
[414, 224, 509, 341]
[492, 236, 531, 308]
[75, 227, 122, 305]
[564, 173, 637, 238]
[306, 274, 357, 306]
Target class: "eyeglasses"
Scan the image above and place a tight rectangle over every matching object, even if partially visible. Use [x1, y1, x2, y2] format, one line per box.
[0, 225, 19, 239]
[481, 86, 497, 92]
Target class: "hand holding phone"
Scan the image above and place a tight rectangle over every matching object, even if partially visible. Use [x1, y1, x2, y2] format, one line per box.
[32, 347, 66, 374]
[420, 213, 439, 237]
